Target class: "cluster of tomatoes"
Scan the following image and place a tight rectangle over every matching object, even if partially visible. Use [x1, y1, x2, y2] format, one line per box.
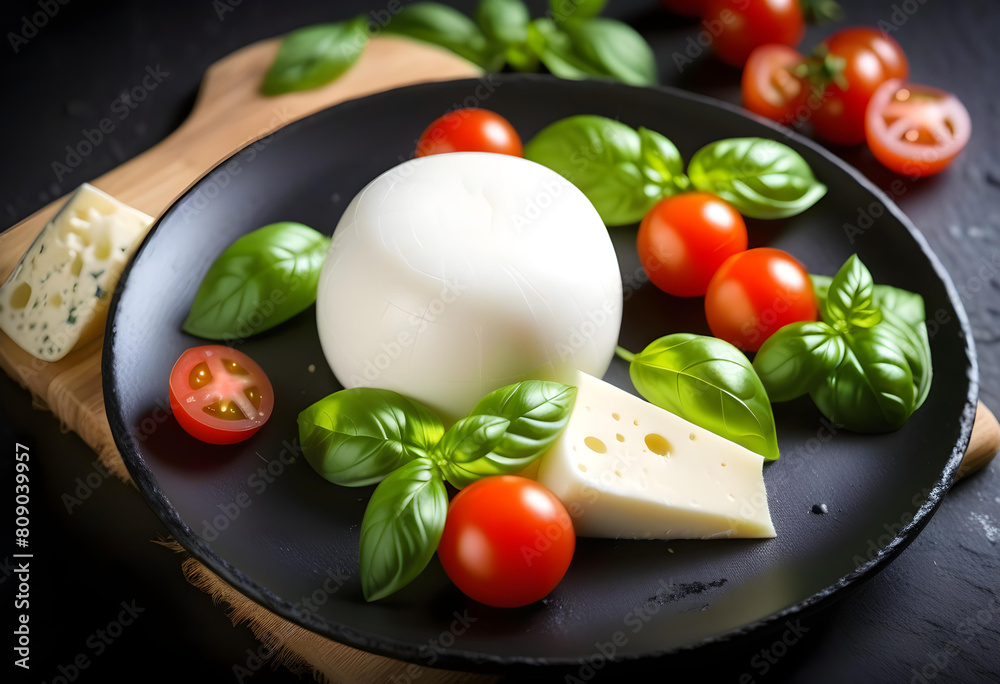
[662, 0, 971, 178]
[637, 194, 817, 351]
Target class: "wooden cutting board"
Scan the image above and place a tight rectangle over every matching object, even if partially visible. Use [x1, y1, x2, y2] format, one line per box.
[0, 33, 996, 684]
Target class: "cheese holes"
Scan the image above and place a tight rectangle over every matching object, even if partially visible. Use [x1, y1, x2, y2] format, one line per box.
[611, 412, 621, 421]
[577, 463, 588, 472]
[689, 433, 696, 441]
[10, 283, 31, 309]
[584, 436, 607, 454]
[644, 433, 672, 456]
[616, 433, 625, 443]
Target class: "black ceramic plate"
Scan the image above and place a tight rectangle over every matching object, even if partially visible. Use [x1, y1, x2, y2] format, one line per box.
[104, 75, 977, 672]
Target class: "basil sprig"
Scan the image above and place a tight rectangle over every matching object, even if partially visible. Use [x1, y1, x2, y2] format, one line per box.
[299, 380, 577, 601]
[753, 254, 933, 433]
[617, 334, 780, 460]
[262, 19, 369, 95]
[182, 222, 330, 341]
[262, 0, 656, 94]
[525, 116, 826, 225]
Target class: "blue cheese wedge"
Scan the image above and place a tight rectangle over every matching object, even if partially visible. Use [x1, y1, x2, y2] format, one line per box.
[0, 184, 153, 361]
[537, 370, 777, 540]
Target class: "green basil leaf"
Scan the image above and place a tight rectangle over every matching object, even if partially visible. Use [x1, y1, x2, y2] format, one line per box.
[687, 138, 828, 219]
[752, 321, 846, 402]
[550, 0, 608, 21]
[813, 271, 932, 410]
[810, 325, 917, 433]
[638, 126, 688, 192]
[475, 0, 530, 46]
[811, 273, 831, 303]
[560, 18, 656, 86]
[433, 380, 577, 487]
[871, 283, 926, 328]
[627, 334, 779, 460]
[182, 222, 330, 340]
[504, 41, 540, 71]
[527, 18, 597, 80]
[823, 254, 882, 329]
[298, 388, 444, 487]
[524, 115, 668, 225]
[814, 275, 927, 330]
[435, 415, 513, 487]
[385, 3, 501, 70]
[262, 19, 369, 96]
[880, 308, 933, 410]
[359, 458, 448, 601]
[527, 17, 656, 87]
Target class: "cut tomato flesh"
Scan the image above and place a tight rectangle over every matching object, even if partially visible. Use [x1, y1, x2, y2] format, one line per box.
[168, 345, 274, 444]
[865, 79, 971, 177]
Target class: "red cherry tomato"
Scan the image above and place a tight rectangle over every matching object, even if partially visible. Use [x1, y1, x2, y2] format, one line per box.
[660, 0, 705, 16]
[168, 345, 274, 444]
[809, 27, 909, 146]
[703, 0, 805, 68]
[637, 193, 748, 298]
[865, 79, 971, 178]
[437, 476, 575, 608]
[705, 248, 817, 351]
[742, 44, 808, 125]
[415, 108, 523, 158]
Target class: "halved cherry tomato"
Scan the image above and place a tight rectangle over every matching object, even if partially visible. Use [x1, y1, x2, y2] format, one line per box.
[865, 79, 971, 178]
[415, 108, 523, 158]
[437, 476, 575, 608]
[168, 345, 274, 445]
[703, 0, 805, 68]
[705, 248, 817, 351]
[637, 193, 748, 297]
[742, 44, 808, 125]
[660, 0, 704, 16]
[808, 27, 908, 146]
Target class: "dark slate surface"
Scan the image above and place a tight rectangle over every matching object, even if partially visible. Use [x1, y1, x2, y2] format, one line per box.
[1, 1, 997, 682]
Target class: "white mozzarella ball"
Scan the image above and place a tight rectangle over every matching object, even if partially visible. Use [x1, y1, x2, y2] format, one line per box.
[317, 152, 622, 421]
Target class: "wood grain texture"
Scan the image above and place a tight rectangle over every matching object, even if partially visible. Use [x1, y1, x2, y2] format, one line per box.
[0, 35, 481, 482]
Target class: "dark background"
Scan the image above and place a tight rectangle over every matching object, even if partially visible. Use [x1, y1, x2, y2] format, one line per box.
[1, 0, 998, 682]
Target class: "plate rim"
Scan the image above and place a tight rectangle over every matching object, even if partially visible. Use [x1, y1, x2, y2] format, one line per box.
[102, 72, 979, 670]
